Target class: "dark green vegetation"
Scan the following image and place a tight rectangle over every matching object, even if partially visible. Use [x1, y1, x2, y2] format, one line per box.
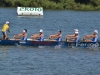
[0, 0, 100, 10]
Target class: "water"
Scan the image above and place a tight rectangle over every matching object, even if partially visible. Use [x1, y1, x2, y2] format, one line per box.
[0, 8, 100, 75]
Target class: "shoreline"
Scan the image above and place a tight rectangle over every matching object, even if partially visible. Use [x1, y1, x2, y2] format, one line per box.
[0, 0, 100, 11]
[0, 7, 100, 11]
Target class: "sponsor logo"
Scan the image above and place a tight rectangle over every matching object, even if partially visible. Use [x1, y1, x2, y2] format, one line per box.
[19, 7, 43, 12]
[76, 42, 99, 47]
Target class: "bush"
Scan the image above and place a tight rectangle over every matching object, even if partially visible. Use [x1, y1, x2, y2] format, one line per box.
[0, 0, 100, 10]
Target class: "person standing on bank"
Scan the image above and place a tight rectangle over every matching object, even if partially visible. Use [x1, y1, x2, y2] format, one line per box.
[2, 21, 10, 40]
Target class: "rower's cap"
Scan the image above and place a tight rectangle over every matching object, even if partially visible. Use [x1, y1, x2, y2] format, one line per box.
[23, 30, 25, 32]
[58, 30, 61, 33]
[75, 31, 79, 34]
[94, 30, 98, 34]
[6, 21, 9, 24]
[23, 29, 27, 32]
[40, 29, 43, 32]
[74, 29, 78, 32]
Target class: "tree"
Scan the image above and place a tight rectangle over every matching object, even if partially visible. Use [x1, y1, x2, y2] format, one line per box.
[49, 0, 61, 3]
[75, 0, 90, 4]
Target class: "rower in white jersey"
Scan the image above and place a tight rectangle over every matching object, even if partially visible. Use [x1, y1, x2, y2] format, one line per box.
[31, 29, 44, 41]
[48, 30, 62, 42]
[66, 29, 80, 42]
[83, 30, 98, 42]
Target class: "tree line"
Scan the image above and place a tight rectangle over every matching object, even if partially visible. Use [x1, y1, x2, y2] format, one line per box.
[0, 0, 100, 10]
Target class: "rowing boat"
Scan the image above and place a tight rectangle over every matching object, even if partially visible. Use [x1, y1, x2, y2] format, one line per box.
[0, 39, 100, 48]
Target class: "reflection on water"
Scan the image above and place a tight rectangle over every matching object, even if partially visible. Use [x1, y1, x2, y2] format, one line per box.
[0, 46, 9, 58]
[17, 15, 43, 18]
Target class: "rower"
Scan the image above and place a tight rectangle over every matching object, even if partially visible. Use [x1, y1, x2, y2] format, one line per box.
[48, 30, 62, 42]
[31, 29, 44, 41]
[66, 29, 78, 37]
[66, 30, 79, 42]
[2, 21, 10, 40]
[83, 30, 98, 42]
[14, 29, 27, 41]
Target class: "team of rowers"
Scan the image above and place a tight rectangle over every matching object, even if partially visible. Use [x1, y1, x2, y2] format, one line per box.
[1, 21, 98, 42]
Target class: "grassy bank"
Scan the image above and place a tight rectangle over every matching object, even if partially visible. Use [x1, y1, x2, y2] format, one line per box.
[0, 0, 100, 10]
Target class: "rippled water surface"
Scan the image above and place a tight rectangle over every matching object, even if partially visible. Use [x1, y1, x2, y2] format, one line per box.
[0, 8, 100, 75]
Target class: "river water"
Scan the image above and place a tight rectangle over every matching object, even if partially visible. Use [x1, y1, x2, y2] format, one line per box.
[0, 8, 100, 75]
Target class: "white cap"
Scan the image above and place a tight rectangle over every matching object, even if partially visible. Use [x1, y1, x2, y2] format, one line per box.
[58, 30, 61, 32]
[75, 31, 79, 34]
[74, 29, 78, 32]
[23, 30, 25, 32]
[94, 30, 98, 34]
[39, 29, 43, 32]
[6, 21, 9, 24]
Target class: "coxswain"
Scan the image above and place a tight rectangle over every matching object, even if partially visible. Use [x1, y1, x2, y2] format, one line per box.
[2, 21, 10, 40]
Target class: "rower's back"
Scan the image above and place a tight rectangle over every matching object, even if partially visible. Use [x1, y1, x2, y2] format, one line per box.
[92, 35, 98, 42]
[56, 30, 62, 42]
[74, 35, 80, 42]
[38, 29, 44, 41]
[21, 29, 27, 41]
[92, 30, 98, 42]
